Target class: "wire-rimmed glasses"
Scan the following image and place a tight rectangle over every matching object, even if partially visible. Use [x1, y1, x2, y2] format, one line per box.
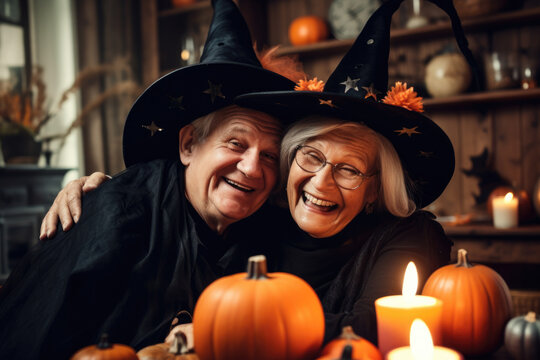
[294, 145, 376, 190]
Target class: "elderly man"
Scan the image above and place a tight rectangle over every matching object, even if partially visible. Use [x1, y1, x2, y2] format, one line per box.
[0, 0, 295, 358]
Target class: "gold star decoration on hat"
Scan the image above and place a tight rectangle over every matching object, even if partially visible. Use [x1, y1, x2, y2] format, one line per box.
[142, 121, 163, 136]
[203, 80, 225, 103]
[340, 76, 361, 93]
[319, 99, 336, 108]
[361, 84, 380, 100]
[394, 126, 420, 137]
[169, 95, 185, 110]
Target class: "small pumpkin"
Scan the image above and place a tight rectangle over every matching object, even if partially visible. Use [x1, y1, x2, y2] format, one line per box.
[70, 334, 138, 360]
[505, 311, 540, 360]
[318, 344, 354, 360]
[422, 249, 513, 356]
[317, 326, 382, 360]
[193, 255, 325, 360]
[138, 332, 198, 360]
[288, 16, 329, 46]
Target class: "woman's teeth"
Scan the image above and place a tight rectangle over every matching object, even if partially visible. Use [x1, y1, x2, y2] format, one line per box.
[304, 192, 336, 207]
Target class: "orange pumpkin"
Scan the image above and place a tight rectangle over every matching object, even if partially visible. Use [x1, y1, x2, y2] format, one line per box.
[422, 249, 513, 356]
[317, 326, 382, 360]
[193, 255, 325, 360]
[288, 16, 329, 46]
[71, 334, 138, 360]
[487, 186, 535, 223]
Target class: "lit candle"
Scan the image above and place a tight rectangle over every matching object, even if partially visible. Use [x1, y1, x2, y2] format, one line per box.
[375, 262, 443, 356]
[386, 319, 463, 360]
[492, 192, 518, 229]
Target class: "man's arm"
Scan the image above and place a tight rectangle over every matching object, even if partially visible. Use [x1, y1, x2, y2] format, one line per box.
[40, 172, 111, 240]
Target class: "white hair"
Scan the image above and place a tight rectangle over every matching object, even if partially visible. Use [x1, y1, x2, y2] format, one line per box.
[280, 116, 416, 217]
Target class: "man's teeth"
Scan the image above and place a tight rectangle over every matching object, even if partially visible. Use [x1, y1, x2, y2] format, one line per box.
[304, 192, 336, 207]
[224, 178, 254, 192]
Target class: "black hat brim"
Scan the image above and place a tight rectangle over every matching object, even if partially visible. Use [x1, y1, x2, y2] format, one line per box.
[122, 62, 295, 167]
[235, 90, 455, 208]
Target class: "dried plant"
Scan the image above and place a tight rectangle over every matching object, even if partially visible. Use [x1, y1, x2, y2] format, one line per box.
[0, 57, 141, 143]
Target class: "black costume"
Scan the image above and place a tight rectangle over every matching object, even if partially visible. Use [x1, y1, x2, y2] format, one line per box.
[235, 205, 452, 345]
[0, 160, 238, 359]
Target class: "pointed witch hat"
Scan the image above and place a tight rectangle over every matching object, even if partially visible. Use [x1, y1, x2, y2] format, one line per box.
[236, 0, 479, 208]
[122, 0, 296, 167]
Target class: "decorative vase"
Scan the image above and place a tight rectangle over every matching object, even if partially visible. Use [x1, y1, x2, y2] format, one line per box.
[425, 52, 472, 98]
[0, 131, 42, 164]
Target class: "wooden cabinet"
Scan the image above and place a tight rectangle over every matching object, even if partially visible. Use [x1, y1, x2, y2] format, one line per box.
[140, 0, 540, 217]
[0, 166, 70, 283]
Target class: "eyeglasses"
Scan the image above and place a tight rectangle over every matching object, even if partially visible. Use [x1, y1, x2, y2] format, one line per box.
[294, 145, 376, 190]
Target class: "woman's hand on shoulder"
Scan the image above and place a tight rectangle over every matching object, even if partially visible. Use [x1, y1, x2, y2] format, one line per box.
[39, 172, 111, 240]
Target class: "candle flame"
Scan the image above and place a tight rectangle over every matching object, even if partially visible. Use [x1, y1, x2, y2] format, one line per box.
[504, 192, 514, 202]
[410, 319, 434, 360]
[402, 261, 418, 298]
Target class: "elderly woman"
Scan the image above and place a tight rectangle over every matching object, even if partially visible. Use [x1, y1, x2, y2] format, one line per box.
[231, 115, 451, 345]
[229, 0, 477, 344]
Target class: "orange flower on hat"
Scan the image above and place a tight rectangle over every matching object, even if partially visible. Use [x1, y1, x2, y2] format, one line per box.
[382, 82, 424, 113]
[295, 77, 325, 92]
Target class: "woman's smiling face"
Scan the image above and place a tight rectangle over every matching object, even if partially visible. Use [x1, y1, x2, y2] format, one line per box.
[287, 134, 379, 238]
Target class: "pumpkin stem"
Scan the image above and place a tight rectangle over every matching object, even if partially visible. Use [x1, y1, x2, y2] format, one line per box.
[456, 249, 473, 268]
[246, 255, 269, 280]
[97, 333, 112, 349]
[169, 331, 190, 355]
[525, 311, 536, 322]
[340, 344, 353, 359]
[340, 326, 361, 341]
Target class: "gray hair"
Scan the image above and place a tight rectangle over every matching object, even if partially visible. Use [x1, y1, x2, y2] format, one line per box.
[280, 116, 416, 217]
[189, 108, 222, 144]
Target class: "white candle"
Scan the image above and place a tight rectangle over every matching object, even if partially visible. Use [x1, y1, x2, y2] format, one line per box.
[375, 263, 443, 356]
[386, 319, 463, 360]
[492, 192, 518, 229]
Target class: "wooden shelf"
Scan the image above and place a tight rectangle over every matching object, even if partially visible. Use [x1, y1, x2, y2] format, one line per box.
[159, 0, 211, 17]
[443, 222, 540, 238]
[276, 7, 540, 57]
[424, 88, 540, 110]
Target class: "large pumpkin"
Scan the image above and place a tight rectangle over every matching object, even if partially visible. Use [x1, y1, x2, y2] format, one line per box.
[317, 326, 382, 360]
[193, 255, 325, 360]
[71, 334, 138, 360]
[505, 311, 540, 360]
[422, 249, 513, 356]
[288, 16, 329, 46]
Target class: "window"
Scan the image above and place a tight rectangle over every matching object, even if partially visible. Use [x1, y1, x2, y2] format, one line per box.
[0, 0, 30, 94]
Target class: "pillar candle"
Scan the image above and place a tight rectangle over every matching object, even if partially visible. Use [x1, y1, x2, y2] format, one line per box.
[386, 319, 463, 360]
[375, 262, 443, 356]
[492, 192, 518, 229]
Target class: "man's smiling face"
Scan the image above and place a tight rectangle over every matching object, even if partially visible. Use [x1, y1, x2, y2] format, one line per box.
[181, 106, 282, 233]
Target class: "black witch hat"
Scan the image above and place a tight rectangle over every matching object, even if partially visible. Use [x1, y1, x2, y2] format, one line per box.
[236, 0, 479, 208]
[122, 0, 296, 167]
